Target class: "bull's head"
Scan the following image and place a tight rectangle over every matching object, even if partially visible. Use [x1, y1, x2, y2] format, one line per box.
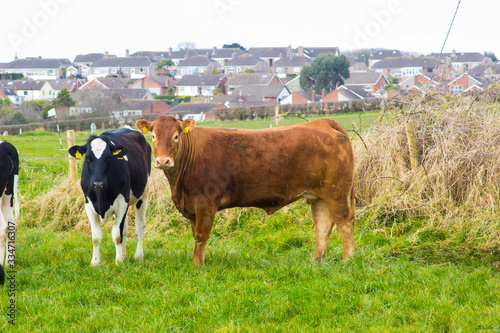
[69, 137, 128, 191]
[136, 115, 195, 170]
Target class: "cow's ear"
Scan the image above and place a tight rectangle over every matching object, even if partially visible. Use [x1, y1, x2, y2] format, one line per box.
[136, 119, 151, 135]
[112, 145, 128, 159]
[181, 118, 195, 134]
[68, 145, 87, 159]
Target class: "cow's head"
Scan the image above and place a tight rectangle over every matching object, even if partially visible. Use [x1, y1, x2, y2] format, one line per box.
[136, 115, 194, 170]
[69, 136, 128, 191]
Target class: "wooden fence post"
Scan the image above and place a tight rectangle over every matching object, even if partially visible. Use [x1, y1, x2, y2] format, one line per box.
[275, 105, 280, 127]
[67, 130, 78, 181]
[405, 122, 419, 171]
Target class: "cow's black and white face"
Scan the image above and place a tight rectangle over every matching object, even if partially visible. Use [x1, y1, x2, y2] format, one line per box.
[69, 137, 128, 192]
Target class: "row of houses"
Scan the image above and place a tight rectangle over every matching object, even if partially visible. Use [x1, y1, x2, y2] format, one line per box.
[0, 46, 340, 82]
[1, 47, 492, 85]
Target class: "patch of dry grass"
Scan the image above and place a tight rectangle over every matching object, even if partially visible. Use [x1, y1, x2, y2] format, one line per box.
[354, 87, 500, 247]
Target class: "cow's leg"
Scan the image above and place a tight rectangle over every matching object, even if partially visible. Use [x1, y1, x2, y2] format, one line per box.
[112, 210, 128, 265]
[134, 197, 148, 261]
[192, 207, 215, 266]
[311, 199, 334, 261]
[1, 195, 16, 267]
[85, 202, 102, 266]
[325, 197, 355, 261]
[0, 200, 7, 266]
[121, 214, 128, 259]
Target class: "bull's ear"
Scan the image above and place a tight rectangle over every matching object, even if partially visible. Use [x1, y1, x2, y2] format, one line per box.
[136, 119, 151, 135]
[112, 145, 128, 159]
[68, 145, 87, 159]
[181, 118, 195, 134]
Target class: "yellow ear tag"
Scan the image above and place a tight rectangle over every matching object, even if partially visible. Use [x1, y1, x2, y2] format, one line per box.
[113, 149, 122, 156]
[142, 127, 148, 134]
[184, 126, 190, 133]
[75, 151, 82, 159]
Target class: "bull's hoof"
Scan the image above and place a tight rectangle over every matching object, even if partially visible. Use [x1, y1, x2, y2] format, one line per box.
[193, 257, 204, 266]
[90, 259, 100, 267]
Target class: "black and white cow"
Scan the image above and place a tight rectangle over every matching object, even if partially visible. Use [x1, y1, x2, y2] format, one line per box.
[0, 141, 19, 283]
[69, 127, 151, 266]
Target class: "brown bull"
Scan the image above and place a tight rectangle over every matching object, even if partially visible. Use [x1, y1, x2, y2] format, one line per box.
[136, 115, 355, 265]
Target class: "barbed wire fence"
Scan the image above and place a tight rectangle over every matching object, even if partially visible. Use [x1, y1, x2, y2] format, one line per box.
[11, 125, 500, 185]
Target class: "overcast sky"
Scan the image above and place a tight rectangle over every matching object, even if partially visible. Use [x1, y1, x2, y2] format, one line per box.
[0, 0, 498, 62]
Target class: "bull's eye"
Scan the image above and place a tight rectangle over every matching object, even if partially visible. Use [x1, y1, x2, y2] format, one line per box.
[174, 134, 179, 142]
[152, 133, 156, 142]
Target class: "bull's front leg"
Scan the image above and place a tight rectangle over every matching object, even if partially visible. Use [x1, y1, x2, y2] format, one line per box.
[85, 202, 102, 266]
[192, 206, 216, 266]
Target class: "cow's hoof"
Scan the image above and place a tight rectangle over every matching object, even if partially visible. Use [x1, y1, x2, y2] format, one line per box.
[90, 259, 100, 267]
[134, 252, 144, 261]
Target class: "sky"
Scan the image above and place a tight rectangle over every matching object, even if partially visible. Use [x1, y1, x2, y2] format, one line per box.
[0, 0, 498, 62]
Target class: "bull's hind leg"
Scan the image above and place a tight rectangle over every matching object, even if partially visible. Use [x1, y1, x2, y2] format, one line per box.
[311, 199, 334, 260]
[326, 198, 355, 261]
[134, 197, 148, 261]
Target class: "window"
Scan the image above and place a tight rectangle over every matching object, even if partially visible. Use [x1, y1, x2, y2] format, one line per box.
[293, 67, 301, 73]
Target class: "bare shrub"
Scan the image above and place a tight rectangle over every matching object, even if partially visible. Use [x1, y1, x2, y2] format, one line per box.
[354, 87, 500, 247]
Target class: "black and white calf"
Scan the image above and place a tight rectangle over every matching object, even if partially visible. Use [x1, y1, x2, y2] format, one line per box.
[69, 127, 151, 266]
[0, 141, 19, 279]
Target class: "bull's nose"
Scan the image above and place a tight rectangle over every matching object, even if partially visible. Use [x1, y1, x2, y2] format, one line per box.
[93, 181, 104, 190]
[155, 157, 174, 169]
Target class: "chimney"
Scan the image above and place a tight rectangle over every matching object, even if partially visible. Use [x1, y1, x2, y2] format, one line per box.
[311, 90, 315, 102]
[105, 51, 109, 58]
[452, 49, 457, 58]
[169, 47, 173, 56]
[213, 46, 217, 55]
[298, 46, 304, 57]
[279, 52, 284, 59]
[232, 52, 237, 59]
[125, 49, 130, 57]
[14, 53, 18, 61]
[238, 91, 243, 102]
[336, 83, 339, 89]
[322, 88, 326, 100]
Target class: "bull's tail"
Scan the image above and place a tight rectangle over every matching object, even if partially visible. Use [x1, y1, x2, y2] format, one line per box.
[349, 181, 355, 220]
[325, 118, 349, 137]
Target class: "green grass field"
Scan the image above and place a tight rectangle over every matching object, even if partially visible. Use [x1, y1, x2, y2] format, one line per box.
[1, 111, 500, 332]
